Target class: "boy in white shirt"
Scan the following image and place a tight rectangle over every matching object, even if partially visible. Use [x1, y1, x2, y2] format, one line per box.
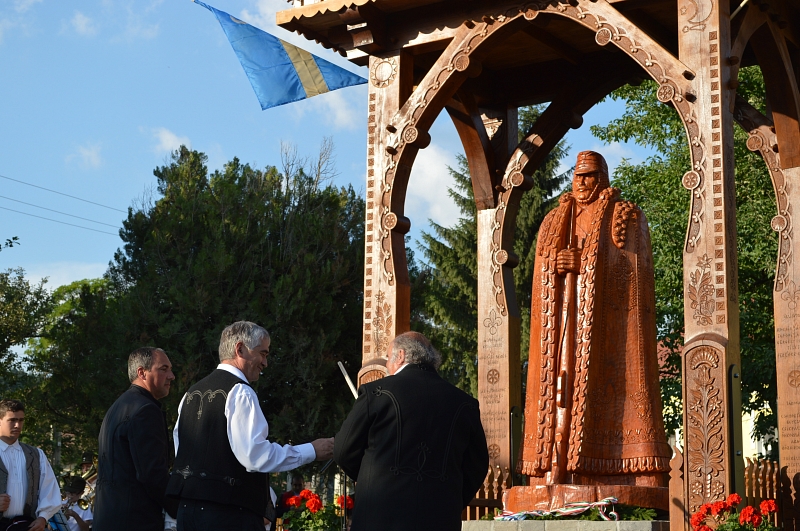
[62, 476, 92, 531]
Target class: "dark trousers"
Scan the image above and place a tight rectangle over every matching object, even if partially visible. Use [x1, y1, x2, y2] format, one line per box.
[177, 499, 263, 531]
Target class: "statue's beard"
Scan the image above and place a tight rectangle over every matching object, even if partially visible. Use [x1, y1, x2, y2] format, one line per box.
[574, 183, 603, 205]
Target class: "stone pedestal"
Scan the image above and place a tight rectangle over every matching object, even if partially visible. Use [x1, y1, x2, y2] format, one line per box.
[462, 520, 669, 531]
[505, 485, 669, 513]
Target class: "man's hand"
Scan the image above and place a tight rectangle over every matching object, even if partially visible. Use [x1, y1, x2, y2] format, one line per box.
[311, 437, 334, 461]
[28, 517, 47, 531]
[556, 248, 581, 276]
[0, 493, 9, 512]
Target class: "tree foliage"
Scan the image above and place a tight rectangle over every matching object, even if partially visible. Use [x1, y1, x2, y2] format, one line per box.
[591, 67, 778, 445]
[0, 268, 51, 374]
[14, 142, 365, 466]
[417, 105, 570, 395]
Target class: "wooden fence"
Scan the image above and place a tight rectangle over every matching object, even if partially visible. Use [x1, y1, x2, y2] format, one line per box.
[463, 465, 509, 520]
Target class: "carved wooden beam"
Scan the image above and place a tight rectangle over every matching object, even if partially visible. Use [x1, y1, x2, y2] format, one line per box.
[339, 3, 387, 54]
[445, 92, 498, 210]
[750, 22, 800, 168]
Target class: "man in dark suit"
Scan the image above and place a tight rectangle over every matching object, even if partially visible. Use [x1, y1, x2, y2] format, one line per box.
[334, 331, 489, 531]
[93, 347, 178, 531]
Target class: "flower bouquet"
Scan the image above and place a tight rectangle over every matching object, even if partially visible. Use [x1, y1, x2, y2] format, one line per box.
[690, 494, 778, 531]
[281, 489, 353, 531]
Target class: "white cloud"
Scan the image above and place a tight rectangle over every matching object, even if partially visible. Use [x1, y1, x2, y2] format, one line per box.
[587, 141, 639, 178]
[405, 143, 460, 229]
[14, 0, 42, 13]
[0, 19, 12, 43]
[25, 261, 108, 289]
[66, 143, 103, 168]
[71, 11, 97, 36]
[292, 88, 364, 130]
[153, 127, 190, 154]
[239, 0, 285, 34]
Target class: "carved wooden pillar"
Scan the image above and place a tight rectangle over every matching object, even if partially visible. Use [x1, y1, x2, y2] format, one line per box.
[358, 50, 414, 386]
[476, 107, 522, 475]
[677, 0, 745, 513]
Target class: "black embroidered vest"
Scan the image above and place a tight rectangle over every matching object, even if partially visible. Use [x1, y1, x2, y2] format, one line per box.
[166, 369, 268, 515]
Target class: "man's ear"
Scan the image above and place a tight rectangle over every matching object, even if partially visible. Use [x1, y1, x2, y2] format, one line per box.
[234, 341, 247, 359]
[137, 366, 147, 381]
[395, 348, 406, 364]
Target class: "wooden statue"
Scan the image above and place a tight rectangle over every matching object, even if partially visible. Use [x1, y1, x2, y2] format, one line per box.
[509, 150, 671, 511]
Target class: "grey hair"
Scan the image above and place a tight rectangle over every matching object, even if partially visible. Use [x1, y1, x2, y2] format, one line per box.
[391, 331, 442, 370]
[127, 347, 164, 383]
[219, 321, 270, 362]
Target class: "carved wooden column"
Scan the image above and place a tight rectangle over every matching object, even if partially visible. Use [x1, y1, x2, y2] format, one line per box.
[476, 107, 522, 475]
[677, 0, 745, 513]
[358, 50, 414, 386]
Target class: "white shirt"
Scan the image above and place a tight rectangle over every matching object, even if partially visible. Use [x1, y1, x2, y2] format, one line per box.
[0, 439, 61, 521]
[393, 363, 409, 375]
[66, 504, 92, 531]
[174, 364, 316, 472]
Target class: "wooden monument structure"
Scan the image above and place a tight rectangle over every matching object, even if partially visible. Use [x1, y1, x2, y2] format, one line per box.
[277, 0, 800, 527]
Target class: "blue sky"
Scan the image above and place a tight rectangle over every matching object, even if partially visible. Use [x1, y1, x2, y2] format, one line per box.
[0, 0, 651, 289]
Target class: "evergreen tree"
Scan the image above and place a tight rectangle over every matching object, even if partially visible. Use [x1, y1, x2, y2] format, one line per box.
[417, 105, 570, 395]
[18, 143, 366, 463]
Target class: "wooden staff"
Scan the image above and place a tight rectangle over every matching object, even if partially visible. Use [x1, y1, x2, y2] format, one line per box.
[551, 199, 577, 484]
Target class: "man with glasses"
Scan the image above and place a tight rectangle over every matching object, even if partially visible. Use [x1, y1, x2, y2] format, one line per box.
[0, 399, 61, 531]
[167, 321, 333, 531]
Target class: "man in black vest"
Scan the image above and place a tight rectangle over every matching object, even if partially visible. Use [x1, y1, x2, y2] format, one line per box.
[334, 331, 489, 531]
[0, 399, 61, 531]
[167, 321, 333, 531]
[94, 347, 178, 531]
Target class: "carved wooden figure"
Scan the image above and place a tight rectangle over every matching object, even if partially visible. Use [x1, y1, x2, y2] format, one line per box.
[277, 0, 800, 527]
[508, 150, 672, 511]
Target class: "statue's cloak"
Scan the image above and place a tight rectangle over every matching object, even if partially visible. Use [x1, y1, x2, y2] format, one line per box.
[519, 188, 672, 477]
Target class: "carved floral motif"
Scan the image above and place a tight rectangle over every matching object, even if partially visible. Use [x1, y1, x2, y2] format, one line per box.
[688, 254, 715, 325]
[686, 346, 725, 511]
[372, 291, 392, 356]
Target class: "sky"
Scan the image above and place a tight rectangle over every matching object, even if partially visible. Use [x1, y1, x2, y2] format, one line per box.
[0, 0, 652, 289]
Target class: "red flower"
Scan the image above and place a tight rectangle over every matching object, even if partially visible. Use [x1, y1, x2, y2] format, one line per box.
[699, 503, 712, 516]
[299, 489, 314, 500]
[740, 505, 756, 525]
[760, 499, 777, 515]
[751, 513, 763, 528]
[306, 494, 322, 513]
[336, 495, 355, 509]
[691, 511, 707, 529]
[711, 501, 728, 515]
[727, 493, 743, 507]
[287, 496, 302, 508]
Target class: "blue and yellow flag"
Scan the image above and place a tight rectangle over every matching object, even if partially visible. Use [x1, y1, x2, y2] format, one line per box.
[194, 0, 366, 110]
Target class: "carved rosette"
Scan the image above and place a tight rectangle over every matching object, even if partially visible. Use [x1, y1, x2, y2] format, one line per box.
[685, 345, 726, 511]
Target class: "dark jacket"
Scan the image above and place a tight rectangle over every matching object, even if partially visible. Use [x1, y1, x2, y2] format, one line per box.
[334, 363, 489, 531]
[94, 385, 178, 531]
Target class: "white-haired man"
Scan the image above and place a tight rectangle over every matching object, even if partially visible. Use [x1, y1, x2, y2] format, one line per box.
[334, 331, 489, 531]
[167, 321, 334, 531]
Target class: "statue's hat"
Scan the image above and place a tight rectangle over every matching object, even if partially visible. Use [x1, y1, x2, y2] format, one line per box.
[574, 150, 608, 176]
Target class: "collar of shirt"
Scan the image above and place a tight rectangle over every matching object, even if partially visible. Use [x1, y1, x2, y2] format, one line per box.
[217, 363, 248, 383]
[0, 439, 20, 453]
[393, 363, 409, 375]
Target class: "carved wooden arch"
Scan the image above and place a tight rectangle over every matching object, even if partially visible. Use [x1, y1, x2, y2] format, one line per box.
[376, 0, 705, 302]
[733, 96, 792, 293]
